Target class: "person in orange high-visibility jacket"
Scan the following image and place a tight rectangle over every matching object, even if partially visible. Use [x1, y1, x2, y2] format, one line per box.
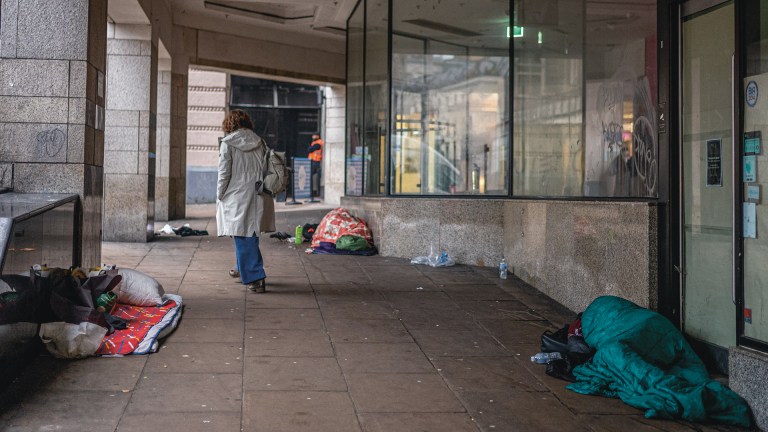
[308, 133, 324, 196]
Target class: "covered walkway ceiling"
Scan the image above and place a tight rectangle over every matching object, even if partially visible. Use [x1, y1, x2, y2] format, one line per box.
[170, 0, 354, 51]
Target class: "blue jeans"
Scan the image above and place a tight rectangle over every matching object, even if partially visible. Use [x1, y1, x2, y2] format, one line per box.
[234, 235, 266, 284]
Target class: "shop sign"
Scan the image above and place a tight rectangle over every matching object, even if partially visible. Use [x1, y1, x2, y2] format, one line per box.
[706, 139, 722, 187]
[744, 131, 762, 155]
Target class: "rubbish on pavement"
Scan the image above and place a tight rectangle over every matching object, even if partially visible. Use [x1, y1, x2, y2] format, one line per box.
[40, 321, 107, 359]
[411, 245, 455, 267]
[158, 223, 208, 237]
[530, 351, 562, 364]
[269, 231, 291, 241]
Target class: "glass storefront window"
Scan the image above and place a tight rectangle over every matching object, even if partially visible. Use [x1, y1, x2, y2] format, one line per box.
[346, 2, 365, 196]
[391, 0, 509, 195]
[513, 0, 658, 197]
[345, 0, 657, 198]
[742, 0, 768, 346]
[364, 0, 388, 195]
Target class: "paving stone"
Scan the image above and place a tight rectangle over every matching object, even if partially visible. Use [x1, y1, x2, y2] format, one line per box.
[382, 291, 455, 308]
[432, 356, 547, 393]
[325, 318, 413, 343]
[117, 412, 242, 432]
[442, 285, 516, 301]
[245, 308, 324, 330]
[133, 265, 189, 277]
[456, 300, 545, 321]
[177, 283, 246, 300]
[409, 329, 509, 357]
[181, 270, 228, 283]
[309, 271, 372, 285]
[347, 373, 465, 413]
[6, 355, 145, 392]
[258, 276, 314, 291]
[422, 270, 495, 285]
[181, 298, 245, 320]
[1, 390, 129, 432]
[479, 319, 554, 347]
[358, 413, 479, 432]
[335, 343, 435, 374]
[145, 342, 244, 374]
[166, 318, 244, 343]
[371, 276, 442, 292]
[243, 357, 347, 391]
[127, 373, 242, 413]
[396, 309, 480, 331]
[459, 390, 590, 432]
[538, 371, 642, 415]
[313, 284, 385, 302]
[577, 414, 698, 432]
[246, 291, 318, 309]
[245, 329, 334, 357]
[244, 391, 360, 432]
[319, 300, 398, 320]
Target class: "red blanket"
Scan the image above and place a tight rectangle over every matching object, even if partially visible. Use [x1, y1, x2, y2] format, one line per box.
[96, 300, 178, 356]
[310, 207, 374, 248]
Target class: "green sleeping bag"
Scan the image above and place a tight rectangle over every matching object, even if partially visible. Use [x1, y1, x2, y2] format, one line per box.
[567, 296, 751, 427]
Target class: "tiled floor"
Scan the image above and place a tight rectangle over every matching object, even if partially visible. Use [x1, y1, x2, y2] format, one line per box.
[0, 205, 750, 431]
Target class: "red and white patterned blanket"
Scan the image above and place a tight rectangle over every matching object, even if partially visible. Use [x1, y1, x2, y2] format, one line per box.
[310, 207, 374, 248]
[96, 295, 182, 356]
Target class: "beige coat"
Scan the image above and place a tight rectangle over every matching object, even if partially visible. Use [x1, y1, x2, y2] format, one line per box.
[216, 129, 276, 237]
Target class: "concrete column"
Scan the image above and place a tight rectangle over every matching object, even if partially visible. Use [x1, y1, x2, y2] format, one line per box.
[323, 85, 346, 205]
[103, 23, 157, 242]
[155, 70, 171, 221]
[0, 0, 107, 267]
[168, 56, 189, 220]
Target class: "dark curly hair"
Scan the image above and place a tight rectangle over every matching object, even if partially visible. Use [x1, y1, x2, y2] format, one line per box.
[222, 109, 253, 134]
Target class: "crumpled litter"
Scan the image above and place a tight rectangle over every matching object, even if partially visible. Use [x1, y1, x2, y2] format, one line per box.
[411, 250, 455, 267]
[160, 224, 175, 235]
[158, 223, 208, 237]
[270, 231, 291, 241]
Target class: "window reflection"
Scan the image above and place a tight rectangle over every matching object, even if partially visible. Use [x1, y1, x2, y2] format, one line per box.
[391, 0, 510, 195]
[513, 0, 658, 197]
[346, 2, 364, 196]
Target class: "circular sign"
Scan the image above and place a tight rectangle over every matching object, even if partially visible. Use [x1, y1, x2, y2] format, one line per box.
[746, 80, 759, 107]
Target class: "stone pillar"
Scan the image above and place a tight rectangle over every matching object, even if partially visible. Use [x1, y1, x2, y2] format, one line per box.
[103, 23, 157, 242]
[155, 70, 171, 221]
[0, 0, 107, 267]
[168, 56, 189, 220]
[323, 85, 346, 205]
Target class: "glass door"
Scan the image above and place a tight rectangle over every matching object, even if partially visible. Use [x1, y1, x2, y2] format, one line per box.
[681, 1, 736, 353]
[740, 1, 768, 350]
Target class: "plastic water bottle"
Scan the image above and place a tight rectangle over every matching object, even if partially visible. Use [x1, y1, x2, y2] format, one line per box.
[530, 352, 562, 364]
[295, 225, 303, 245]
[499, 258, 508, 279]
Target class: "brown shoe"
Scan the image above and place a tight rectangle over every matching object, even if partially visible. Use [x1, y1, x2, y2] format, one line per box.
[229, 269, 240, 278]
[248, 279, 266, 293]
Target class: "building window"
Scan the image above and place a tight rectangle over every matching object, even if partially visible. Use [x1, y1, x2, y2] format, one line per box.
[513, 0, 658, 197]
[346, 2, 365, 196]
[345, 0, 658, 199]
[391, 0, 510, 195]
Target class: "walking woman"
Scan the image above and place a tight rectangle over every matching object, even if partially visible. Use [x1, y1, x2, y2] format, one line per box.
[217, 109, 275, 292]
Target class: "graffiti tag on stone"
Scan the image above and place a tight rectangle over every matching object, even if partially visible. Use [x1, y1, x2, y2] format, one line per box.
[37, 129, 65, 158]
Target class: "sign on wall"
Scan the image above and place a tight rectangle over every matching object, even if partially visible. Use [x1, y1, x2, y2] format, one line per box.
[706, 139, 722, 187]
